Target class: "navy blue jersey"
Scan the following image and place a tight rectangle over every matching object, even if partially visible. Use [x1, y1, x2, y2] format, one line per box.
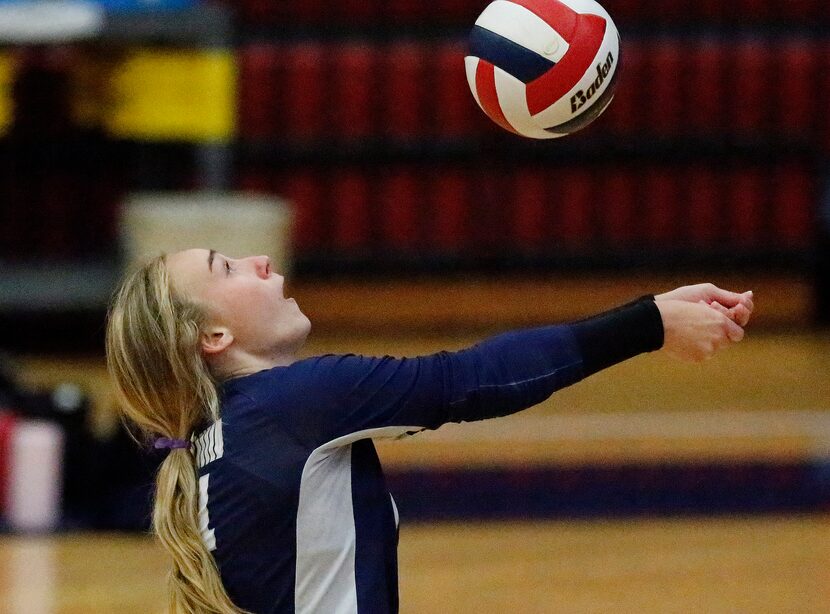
[193, 300, 663, 613]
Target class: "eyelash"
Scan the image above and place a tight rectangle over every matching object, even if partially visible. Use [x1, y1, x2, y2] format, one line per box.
[224, 260, 232, 274]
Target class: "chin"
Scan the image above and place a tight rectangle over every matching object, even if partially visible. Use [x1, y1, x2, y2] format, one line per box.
[289, 314, 312, 349]
[298, 315, 312, 341]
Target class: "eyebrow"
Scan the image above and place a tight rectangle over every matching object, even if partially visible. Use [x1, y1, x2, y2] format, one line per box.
[208, 249, 216, 272]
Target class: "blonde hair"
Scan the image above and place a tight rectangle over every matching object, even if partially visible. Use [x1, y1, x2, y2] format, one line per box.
[106, 255, 248, 614]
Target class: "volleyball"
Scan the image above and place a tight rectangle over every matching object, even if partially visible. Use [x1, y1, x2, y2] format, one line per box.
[465, 0, 620, 139]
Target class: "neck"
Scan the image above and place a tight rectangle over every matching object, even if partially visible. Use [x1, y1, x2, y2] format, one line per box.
[211, 347, 299, 381]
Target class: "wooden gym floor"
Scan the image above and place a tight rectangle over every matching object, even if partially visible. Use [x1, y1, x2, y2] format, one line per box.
[1, 515, 829, 613]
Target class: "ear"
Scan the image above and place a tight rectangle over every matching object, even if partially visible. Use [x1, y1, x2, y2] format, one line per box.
[201, 326, 234, 355]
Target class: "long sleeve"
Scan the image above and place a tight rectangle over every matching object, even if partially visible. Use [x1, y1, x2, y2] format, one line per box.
[276, 296, 664, 445]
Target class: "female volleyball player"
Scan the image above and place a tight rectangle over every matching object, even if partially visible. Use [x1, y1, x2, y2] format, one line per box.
[106, 249, 753, 614]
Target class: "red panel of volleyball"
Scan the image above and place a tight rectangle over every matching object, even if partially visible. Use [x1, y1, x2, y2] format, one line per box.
[464, 0, 620, 139]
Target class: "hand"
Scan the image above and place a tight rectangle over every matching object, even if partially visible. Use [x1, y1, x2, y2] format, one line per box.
[655, 299, 745, 362]
[655, 283, 754, 327]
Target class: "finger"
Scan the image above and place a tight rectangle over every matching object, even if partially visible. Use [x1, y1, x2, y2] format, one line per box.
[740, 290, 754, 312]
[703, 300, 733, 319]
[707, 286, 746, 308]
[718, 302, 750, 327]
[724, 316, 745, 342]
[730, 303, 751, 327]
[706, 300, 751, 328]
[706, 299, 728, 313]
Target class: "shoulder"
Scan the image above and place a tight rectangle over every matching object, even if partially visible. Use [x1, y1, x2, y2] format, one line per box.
[221, 354, 394, 403]
[290, 353, 407, 394]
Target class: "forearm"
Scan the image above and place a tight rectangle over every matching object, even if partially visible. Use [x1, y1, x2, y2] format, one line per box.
[444, 296, 664, 422]
[569, 295, 664, 377]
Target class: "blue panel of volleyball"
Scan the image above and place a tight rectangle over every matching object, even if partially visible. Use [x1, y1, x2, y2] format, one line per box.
[464, 0, 619, 138]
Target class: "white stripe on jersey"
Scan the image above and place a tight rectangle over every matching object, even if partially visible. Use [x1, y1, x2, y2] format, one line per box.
[294, 425, 421, 614]
[198, 474, 217, 551]
[194, 420, 224, 468]
[389, 494, 399, 529]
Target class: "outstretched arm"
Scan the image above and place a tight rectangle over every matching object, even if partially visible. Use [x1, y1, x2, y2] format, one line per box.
[443, 284, 753, 422]
[303, 285, 753, 443]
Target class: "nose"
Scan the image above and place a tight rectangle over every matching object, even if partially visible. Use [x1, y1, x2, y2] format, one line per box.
[252, 255, 271, 279]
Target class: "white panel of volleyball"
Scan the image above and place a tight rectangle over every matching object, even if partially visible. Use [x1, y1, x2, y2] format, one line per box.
[465, 0, 620, 139]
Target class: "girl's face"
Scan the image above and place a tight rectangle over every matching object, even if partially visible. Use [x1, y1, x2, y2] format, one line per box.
[167, 248, 311, 360]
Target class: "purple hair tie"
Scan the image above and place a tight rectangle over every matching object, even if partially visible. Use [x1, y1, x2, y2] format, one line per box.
[154, 437, 190, 450]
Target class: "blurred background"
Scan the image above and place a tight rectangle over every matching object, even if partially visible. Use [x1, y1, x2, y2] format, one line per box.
[1, 0, 830, 611]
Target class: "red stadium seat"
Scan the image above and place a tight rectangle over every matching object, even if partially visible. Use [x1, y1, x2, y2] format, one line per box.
[777, 40, 819, 137]
[511, 168, 549, 250]
[649, 40, 684, 136]
[382, 43, 425, 141]
[599, 169, 637, 248]
[438, 0, 477, 23]
[651, 0, 690, 25]
[755, 0, 822, 22]
[465, 169, 509, 251]
[433, 42, 477, 138]
[552, 168, 594, 250]
[694, 0, 727, 23]
[293, 0, 327, 23]
[601, 0, 647, 24]
[642, 169, 680, 246]
[283, 171, 327, 252]
[235, 0, 286, 26]
[771, 165, 814, 249]
[284, 43, 327, 142]
[428, 169, 471, 252]
[728, 168, 766, 248]
[238, 45, 279, 141]
[336, 0, 380, 24]
[603, 40, 645, 135]
[385, 0, 429, 23]
[686, 39, 727, 135]
[332, 43, 377, 143]
[331, 170, 373, 251]
[734, 0, 772, 22]
[684, 166, 722, 247]
[784, 0, 823, 21]
[732, 40, 772, 137]
[816, 41, 830, 153]
[379, 168, 421, 250]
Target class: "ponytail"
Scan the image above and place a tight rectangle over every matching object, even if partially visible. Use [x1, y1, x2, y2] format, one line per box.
[106, 255, 248, 614]
[155, 450, 243, 613]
